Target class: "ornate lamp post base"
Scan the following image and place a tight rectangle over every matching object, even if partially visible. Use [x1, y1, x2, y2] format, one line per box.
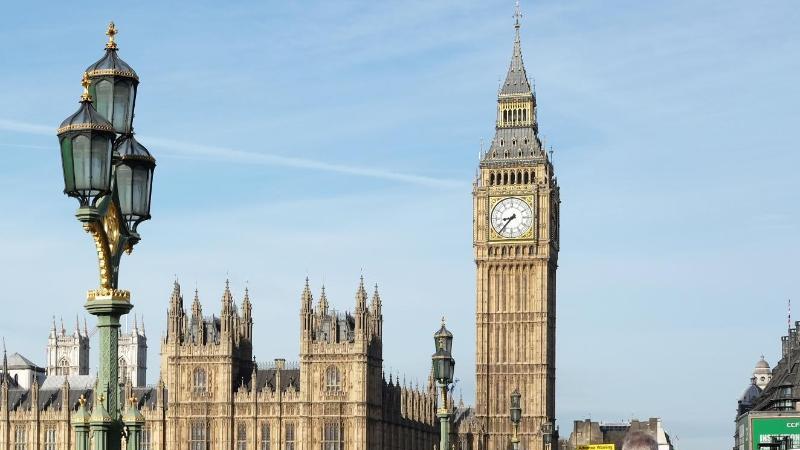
[85, 290, 132, 419]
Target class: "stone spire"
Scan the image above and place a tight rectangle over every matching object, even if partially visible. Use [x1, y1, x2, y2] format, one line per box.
[355, 275, 368, 311]
[2, 338, 7, 384]
[301, 277, 313, 312]
[317, 285, 329, 316]
[301, 278, 314, 339]
[355, 276, 369, 336]
[241, 287, 253, 341]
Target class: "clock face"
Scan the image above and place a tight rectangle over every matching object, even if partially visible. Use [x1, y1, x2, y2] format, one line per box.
[491, 197, 533, 239]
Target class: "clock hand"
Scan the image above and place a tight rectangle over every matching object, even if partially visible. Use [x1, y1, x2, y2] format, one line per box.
[498, 214, 516, 233]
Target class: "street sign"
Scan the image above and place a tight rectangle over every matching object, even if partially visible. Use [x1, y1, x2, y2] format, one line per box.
[751, 416, 800, 450]
[577, 445, 615, 450]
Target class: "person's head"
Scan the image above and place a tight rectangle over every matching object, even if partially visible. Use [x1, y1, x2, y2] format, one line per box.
[622, 431, 658, 450]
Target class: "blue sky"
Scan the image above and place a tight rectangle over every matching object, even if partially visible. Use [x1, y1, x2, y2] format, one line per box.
[1, 1, 799, 449]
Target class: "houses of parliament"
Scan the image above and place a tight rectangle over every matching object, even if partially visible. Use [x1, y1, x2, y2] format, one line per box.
[0, 3, 559, 450]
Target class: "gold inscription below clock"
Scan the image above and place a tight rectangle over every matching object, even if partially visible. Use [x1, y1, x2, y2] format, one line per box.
[490, 197, 534, 240]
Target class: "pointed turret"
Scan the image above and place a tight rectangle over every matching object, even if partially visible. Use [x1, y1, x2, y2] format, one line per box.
[167, 280, 185, 343]
[317, 285, 329, 316]
[301, 277, 313, 312]
[75, 315, 81, 337]
[300, 278, 314, 339]
[370, 284, 383, 338]
[354, 276, 369, 336]
[190, 289, 203, 344]
[1, 338, 7, 385]
[241, 287, 253, 341]
[84, 317, 89, 338]
[220, 279, 235, 337]
[50, 317, 57, 338]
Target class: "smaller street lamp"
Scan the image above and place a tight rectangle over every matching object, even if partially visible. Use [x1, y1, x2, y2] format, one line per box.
[57, 72, 116, 217]
[540, 421, 555, 449]
[432, 317, 455, 450]
[114, 134, 155, 240]
[510, 388, 522, 450]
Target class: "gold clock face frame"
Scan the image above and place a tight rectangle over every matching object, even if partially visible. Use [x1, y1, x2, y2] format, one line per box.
[489, 196, 535, 240]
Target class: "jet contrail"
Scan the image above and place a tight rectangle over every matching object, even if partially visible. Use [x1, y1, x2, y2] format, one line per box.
[0, 118, 465, 189]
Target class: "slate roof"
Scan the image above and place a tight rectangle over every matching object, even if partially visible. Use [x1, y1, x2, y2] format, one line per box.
[253, 368, 301, 393]
[7, 353, 44, 371]
[500, 24, 532, 96]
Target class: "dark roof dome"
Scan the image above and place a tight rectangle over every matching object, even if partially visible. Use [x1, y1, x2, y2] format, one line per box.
[57, 73, 115, 135]
[435, 319, 453, 339]
[85, 22, 138, 82]
[740, 380, 762, 405]
[755, 356, 771, 371]
[116, 134, 154, 163]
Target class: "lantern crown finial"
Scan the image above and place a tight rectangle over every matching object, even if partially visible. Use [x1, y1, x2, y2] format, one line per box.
[106, 21, 118, 50]
[80, 72, 92, 102]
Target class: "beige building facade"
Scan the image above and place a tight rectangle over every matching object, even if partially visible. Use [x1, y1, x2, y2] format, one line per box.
[0, 278, 437, 450]
[455, 5, 560, 450]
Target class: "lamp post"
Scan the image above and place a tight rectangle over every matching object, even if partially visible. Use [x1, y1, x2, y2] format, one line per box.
[510, 388, 522, 450]
[540, 421, 555, 450]
[432, 318, 455, 450]
[57, 22, 155, 450]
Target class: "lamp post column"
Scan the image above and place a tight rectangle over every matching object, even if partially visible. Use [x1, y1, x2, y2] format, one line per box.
[85, 292, 132, 424]
[438, 383, 451, 450]
[431, 318, 455, 450]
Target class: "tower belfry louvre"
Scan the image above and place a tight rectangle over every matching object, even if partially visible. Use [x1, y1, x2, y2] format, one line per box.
[471, 1, 560, 449]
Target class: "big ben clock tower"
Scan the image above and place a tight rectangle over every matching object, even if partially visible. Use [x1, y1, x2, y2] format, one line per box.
[473, 3, 560, 450]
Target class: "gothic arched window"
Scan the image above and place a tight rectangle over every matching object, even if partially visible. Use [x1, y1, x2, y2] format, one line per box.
[237, 424, 248, 450]
[322, 423, 343, 450]
[285, 423, 295, 450]
[119, 357, 127, 384]
[193, 368, 207, 393]
[190, 422, 207, 450]
[260, 423, 270, 450]
[325, 366, 341, 391]
[57, 358, 69, 376]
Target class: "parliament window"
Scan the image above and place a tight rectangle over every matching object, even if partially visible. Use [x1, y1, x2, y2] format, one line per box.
[325, 366, 341, 391]
[285, 423, 295, 450]
[139, 426, 152, 450]
[237, 424, 248, 450]
[14, 426, 26, 450]
[260, 423, 270, 450]
[44, 427, 56, 450]
[193, 367, 207, 393]
[322, 423, 343, 450]
[190, 422, 207, 450]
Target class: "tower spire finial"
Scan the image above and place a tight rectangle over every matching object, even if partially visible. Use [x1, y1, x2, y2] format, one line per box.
[514, 0, 522, 28]
[106, 21, 118, 50]
[80, 72, 92, 102]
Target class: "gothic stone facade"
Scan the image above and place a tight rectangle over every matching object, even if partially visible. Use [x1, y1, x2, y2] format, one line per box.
[0, 279, 437, 450]
[161, 278, 437, 450]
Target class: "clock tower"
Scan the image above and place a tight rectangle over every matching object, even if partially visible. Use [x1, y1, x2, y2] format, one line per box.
[472, 3, 560, 450]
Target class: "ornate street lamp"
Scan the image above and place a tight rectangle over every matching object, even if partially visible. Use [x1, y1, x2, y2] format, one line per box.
[510, 388, 522, 450]
[540, 421, 555, 449]
[432, 318, 455, 450]
[56, 22, 153, 450]
[86, 22, 139, 135]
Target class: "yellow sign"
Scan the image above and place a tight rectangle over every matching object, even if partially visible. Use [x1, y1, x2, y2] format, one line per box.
[577, 445, 615, 450]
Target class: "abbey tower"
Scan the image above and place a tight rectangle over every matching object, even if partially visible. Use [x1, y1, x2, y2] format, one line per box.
[472, 5, 560, 450]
